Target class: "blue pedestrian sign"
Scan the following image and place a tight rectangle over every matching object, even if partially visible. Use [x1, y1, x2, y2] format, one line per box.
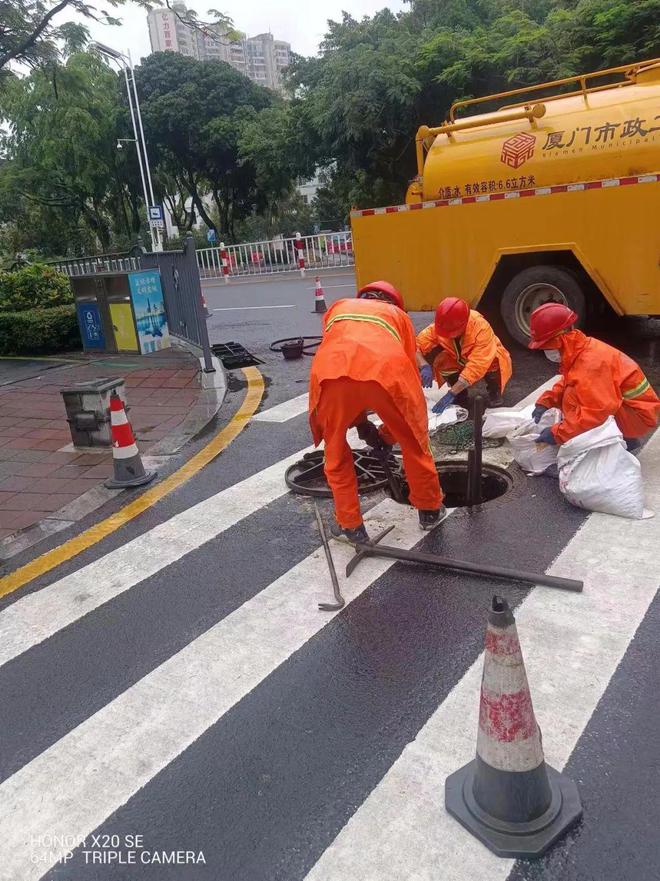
[76, 301, 106, 350]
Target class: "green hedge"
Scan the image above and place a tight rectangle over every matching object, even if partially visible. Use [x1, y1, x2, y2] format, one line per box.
[0, 305, 80, 355]
[0, 264, 73, 313]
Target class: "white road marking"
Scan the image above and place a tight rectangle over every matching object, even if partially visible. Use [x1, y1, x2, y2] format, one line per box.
[304, 432, 660, 881]
[308, 283, 355, 289]
[0, 500, 446, 880]
[212, 304, 295, 311]
[253, 392, 310, 422]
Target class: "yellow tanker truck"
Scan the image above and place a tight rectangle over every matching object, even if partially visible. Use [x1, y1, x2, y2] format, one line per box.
[350, 59, 660, 343]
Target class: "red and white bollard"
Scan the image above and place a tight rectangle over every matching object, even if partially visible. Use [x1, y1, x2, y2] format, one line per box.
[220, 242, 230, 284]
[295, 232, 305, 277]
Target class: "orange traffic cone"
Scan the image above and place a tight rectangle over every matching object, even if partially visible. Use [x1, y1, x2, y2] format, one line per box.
[104, 391, 156, 489]
[445, 596, 582, 857]
[313, 276, 327, 314]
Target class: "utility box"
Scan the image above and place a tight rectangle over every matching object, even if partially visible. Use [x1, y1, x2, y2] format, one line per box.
[60, 378, 127, 448]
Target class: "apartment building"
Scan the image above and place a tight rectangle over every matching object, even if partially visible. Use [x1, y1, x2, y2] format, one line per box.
[147, 3, 291, 92]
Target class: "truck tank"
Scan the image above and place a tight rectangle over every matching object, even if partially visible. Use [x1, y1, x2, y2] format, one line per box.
[412, 61, 660, 203]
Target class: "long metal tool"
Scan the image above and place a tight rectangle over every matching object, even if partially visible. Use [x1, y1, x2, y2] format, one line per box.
[346, 541, 583, 593]
[313, 502, 345, 611]
[470, 394, 485, 506]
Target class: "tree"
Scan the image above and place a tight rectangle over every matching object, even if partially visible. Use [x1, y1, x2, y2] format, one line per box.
[136, 51, 276, 240]
[1, 52, 142, 252]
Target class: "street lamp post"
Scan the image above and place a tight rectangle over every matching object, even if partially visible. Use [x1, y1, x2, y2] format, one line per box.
[91, 41, 163, 252]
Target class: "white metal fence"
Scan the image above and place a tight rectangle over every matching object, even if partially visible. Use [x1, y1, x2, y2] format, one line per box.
[196, 232, 354, 279]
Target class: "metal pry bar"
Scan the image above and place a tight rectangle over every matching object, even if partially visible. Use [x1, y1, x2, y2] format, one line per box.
[314, 502, 346, 611]
[346, 541, 583, 593]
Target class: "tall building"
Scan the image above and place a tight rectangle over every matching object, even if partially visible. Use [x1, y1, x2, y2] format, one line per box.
[147, 3, 291, 93]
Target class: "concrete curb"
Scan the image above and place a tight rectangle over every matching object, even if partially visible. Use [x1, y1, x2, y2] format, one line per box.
[0, 356, 228, 563]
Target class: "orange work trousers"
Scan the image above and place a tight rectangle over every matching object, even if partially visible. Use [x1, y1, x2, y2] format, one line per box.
[314, 377, 443, 528]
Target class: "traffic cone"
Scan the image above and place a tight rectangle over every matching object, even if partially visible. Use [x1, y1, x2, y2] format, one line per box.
[313, 276, 327, 314]
[104, 391, 156, 489]
[445, 596, 582, 858]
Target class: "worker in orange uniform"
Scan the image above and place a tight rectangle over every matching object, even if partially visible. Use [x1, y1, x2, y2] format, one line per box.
[416, 297, 512, 412]
[309, 281, 445, 542]
[528, 303, 660, 448]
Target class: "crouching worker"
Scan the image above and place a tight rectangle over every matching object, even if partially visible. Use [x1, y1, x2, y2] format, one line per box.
[528, 303, 660, 448]
[309, 281, 445, 542]
[416, 298, 512, 412]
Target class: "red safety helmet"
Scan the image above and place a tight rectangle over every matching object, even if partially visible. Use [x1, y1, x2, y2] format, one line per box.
[528, 302, 578, 349]
[434, 297, 470, 338]
[357, 280, 405, 311]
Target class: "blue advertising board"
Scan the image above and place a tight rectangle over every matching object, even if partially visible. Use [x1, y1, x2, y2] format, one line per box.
[128, 269, 171, 355]
[76, 301, 105, 350]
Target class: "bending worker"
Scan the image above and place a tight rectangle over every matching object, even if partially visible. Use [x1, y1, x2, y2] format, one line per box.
[528, 303, 660, 447]
[309, 281, 444, 543]
[416, 297, 512, 412]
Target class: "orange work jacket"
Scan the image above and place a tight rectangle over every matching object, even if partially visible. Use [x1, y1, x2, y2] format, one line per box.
[417, 310, 513, 390]
[537, 330, 660, 443]
[309, 298, 429, 451]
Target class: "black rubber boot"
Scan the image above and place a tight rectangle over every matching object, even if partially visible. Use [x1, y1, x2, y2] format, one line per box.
[330, 521, 370, 544]
[418, 506, 449, 531]
[485, 372, 504, 408]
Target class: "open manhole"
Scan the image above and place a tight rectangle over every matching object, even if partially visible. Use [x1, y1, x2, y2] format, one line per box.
[286, 451, 513, 508]
[436, 460, 513, 507]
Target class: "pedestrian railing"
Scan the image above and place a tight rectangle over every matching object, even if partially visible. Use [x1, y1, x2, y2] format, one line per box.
[197, 232, 354, 279]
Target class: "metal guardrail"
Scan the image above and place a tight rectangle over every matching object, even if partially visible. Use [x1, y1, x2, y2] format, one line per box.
[197, 232, 354, 279]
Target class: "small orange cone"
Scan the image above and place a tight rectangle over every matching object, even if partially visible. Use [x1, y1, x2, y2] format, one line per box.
[104, 391, 156, 489]
[313, 276, 327, 314]
[445, 596, 582, 857]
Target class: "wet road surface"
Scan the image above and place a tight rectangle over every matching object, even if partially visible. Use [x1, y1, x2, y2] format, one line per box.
[0, 273, 658, 881]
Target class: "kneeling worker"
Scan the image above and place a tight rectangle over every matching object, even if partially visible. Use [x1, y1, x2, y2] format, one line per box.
[528, 303, 660, 447]
[309, 281, 445, 542]
[416, 298, 512, 412]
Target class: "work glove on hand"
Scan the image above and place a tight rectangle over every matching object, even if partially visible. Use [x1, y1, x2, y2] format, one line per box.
[356, 421, 392, 458]
[536, 426, 556, 446]
[432, 391, 455, 415]
[420, 365, 433, 388]
[532, 404, 548, 424]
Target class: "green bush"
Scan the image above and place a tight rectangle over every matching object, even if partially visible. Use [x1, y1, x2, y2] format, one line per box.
[0, 264, 73, 313]
[0, 305, 80, 355]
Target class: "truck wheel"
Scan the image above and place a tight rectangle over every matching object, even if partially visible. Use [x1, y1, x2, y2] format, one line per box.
[500, 266, 586, 346]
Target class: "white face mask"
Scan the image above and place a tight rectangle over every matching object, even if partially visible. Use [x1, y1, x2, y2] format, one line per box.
[544, 349, 561, 363]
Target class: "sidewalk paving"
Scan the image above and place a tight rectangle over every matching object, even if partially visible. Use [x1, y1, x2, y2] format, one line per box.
[0, 349, 204, 543]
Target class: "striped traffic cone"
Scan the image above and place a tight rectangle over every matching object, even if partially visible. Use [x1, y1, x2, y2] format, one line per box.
[104, 391, 156, 489]
[313, 276, 327, 314]
[445, 596, 582, 857]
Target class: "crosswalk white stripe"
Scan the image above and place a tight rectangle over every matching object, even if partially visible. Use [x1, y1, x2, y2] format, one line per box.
[0, 499, 445, 880]
[304, 433, 660, 881]
[252, 392, 310, 422]
[0, 447, 310, 669]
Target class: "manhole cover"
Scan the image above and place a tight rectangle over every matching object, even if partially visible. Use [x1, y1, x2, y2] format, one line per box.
[436, 460, 512, 507]
[285, 449, 395, 497]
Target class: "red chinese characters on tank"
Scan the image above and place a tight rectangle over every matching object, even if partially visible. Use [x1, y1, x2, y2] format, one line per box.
[500, 132, 536, 169]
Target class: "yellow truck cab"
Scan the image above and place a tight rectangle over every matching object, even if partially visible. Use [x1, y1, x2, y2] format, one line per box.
[350, 59, 660, 344]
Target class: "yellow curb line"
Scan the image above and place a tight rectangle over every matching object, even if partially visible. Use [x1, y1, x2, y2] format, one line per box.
[0, 366, 265, 600]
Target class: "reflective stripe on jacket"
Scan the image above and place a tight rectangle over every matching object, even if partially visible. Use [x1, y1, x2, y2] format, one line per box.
[416, 310, 512, 390]
[536, 330, 660, 443]
[308, 298, 429, 451]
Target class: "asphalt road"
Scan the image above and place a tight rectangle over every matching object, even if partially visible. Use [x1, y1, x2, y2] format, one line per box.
[0, 273, 658, 881]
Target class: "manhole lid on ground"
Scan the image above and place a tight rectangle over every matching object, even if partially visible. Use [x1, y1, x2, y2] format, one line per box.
[285, 449, 395, 497]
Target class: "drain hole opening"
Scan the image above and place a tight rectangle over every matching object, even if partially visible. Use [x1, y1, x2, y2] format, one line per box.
[436, 461, 512, 508]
